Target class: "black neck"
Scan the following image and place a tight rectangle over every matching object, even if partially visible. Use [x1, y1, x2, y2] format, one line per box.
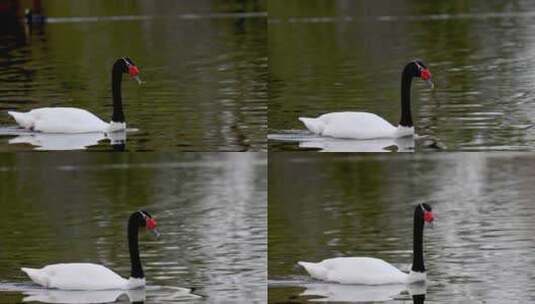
[399, 66, 413, 127]
[112, 61, 125, 123]
[128, 213, 144, 278]
[411, 209, 425, 272]
[413, 294, 425, 304]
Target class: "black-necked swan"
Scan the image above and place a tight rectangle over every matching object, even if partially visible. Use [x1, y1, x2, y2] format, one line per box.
[8, 57, 142, 133]
[298, 203, 434, 285]
[21, 210, 159, 290]
[299, 60, 433, 139]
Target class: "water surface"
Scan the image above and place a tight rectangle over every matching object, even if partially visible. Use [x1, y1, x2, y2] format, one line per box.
[269, 0, 535, 151]
[269, 153, 535, 303]
[0, 153, 267, 303]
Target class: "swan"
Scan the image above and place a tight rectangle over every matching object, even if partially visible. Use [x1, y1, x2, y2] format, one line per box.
[8, 57, 142, 133]
[298, 203, 434, 285]
[21, 210, 160, 290]
[299, 60, 433, 139]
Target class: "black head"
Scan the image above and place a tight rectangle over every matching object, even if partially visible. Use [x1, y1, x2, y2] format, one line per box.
[415, 203, 434, 224]
[405, 60, 433, 88]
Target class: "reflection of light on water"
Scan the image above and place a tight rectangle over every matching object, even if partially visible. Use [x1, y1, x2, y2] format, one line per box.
[46, 12, 267, 24]
[269, 11, 535, 24]
[192, 153, 267, 300]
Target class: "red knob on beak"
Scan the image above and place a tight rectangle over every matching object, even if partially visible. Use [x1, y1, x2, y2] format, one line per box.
[423, 211, 434, 223]
[146, 218, 157, 230]
[128, 65, 140, 77]
[420, 68, 432, 81]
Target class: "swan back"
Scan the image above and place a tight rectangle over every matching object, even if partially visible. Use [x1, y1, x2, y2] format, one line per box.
[9, 108, 109, 133]
[22, 263, 129, 290]
[300, 112, 399, 139]
[299, 257, 408, 285]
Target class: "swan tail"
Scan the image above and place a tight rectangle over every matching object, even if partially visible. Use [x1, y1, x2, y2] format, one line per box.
[299, 117, 324, 135]
[298, 261, 328, 280]
[8, 111, 34, 130]
[21, 267, 49, 288]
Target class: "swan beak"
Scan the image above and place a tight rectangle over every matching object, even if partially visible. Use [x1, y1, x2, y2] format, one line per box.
[133, 75, 144, 85]
[425, 79, 434, 89]
[151, 228, 160, 238]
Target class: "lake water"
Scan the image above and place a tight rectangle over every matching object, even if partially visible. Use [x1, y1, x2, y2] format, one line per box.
[0, 0, 267, 151]
[269, 0, 535, 151]
[0, 153, 267, 303]
[269, 153, 535, 303]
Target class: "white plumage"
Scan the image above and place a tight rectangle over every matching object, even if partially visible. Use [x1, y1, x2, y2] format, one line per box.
[7, 108, 122, 133]
[21, 263, 145, 290]
[299, 112, 414, 139]
[298, 257, 425, 285]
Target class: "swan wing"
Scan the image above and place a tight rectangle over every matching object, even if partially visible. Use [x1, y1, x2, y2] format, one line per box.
[22, 263, 128, 290]
[299, 257, 407, 285]
[9, 108, 109, 133]
[299, 112, 398, 139]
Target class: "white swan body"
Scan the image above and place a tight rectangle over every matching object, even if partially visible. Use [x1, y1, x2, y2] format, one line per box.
[8, 108, 125, 133]
[298, 257, 425, 285]
[7, 57, 141, 134]
[21, 263, 144, 290]
[299, 112, 414, 139]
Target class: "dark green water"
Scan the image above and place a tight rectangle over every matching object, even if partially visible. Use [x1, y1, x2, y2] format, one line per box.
[0, 153, 267, 303]
[269, 0, 535, 151]
[269, 153, 535, 303]
[0, 0, 267, 151]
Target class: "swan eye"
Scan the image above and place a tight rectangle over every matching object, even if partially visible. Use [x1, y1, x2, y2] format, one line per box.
[423, 211, 434, 223]
[146, 217, 157, 230]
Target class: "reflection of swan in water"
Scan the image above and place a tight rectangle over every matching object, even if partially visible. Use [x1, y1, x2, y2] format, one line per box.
[300, 283, 405, 302]
[6, 130, 128, 151]
[0, 283, 199, 304]
[298, 136, 415, 152]
[409, 282, 427, 304]
[22, 288, 146, 303]
[268, 132, 417, 152]
[269, 131, 445, 152]
[299, 281, 427, 303]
